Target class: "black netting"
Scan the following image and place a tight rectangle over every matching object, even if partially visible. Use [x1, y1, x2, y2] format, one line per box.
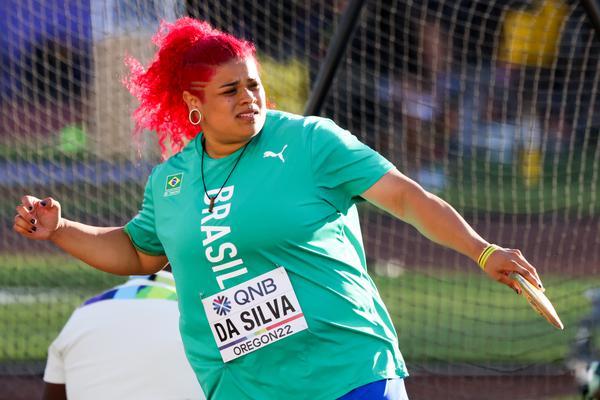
[1, 1, 599, 398]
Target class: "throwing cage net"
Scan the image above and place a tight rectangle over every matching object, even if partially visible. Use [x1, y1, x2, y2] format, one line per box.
[0, 1, 598, 399]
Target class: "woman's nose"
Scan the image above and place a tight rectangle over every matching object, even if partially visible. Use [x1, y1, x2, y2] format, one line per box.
[239, 88, 256, 104]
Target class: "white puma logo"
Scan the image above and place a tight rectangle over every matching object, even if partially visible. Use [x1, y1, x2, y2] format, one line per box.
[263, 145, 288, 163]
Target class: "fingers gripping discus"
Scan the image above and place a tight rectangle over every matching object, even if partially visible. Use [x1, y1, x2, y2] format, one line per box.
[510, 273, 564, 330]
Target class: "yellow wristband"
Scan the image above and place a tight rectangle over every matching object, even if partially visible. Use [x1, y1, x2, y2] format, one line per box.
[477, 244, 500, 270]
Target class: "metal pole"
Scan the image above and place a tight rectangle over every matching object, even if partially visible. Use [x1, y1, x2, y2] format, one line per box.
[580, 0, 600, 38]
[303, 0, 366, 116]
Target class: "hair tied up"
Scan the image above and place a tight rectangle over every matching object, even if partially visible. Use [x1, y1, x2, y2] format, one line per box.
[123, 17, 257, 159]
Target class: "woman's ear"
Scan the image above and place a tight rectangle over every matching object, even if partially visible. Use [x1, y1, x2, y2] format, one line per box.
[182, 91, 201, 111]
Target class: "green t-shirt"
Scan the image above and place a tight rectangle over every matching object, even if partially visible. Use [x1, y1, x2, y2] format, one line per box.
[125, 110, 407, 399]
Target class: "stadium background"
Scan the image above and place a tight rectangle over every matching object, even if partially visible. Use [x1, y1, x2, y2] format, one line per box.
[0, 0, 599, 399]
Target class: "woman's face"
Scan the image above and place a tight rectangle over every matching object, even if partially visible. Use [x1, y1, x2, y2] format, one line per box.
[192, 57, 266, 146]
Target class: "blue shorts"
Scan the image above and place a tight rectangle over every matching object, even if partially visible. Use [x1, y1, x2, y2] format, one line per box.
[338, 378, 409, 400]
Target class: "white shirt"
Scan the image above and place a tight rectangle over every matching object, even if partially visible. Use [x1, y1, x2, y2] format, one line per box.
[43, 273, 204, 400]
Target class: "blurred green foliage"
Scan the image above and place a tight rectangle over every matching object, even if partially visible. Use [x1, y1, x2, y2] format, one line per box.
[260, 56, 309, 114]
[440, 149, 600, 214]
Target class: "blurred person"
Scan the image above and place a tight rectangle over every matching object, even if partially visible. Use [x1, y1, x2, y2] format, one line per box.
[499, 0, 569, 70]
[478, 85, 519, 164]
[497, 0, 570, 184]
[580, 361, 600, 399]
[568, 289, 600, 400]
[517, 99, 544, 187]
[16, 18, 545, 400]
[42, 268, 204, 400]
[498, 0, 569, 94]
[555, 2, 600, 148]
[394, 16, 458, 192]
[497, 0, 570, 173]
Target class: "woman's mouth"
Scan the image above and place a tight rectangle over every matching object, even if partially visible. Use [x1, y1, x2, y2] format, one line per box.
[236, 110, 259, 121]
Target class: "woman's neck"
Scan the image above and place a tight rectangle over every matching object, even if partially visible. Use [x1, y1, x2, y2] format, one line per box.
[202, 136, 251, 158]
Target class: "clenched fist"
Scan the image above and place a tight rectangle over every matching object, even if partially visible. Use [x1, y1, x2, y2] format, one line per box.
[13, 195, 62, 241]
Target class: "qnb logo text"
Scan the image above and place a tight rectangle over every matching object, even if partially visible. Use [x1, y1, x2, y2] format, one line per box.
[233, 278, 277, 305]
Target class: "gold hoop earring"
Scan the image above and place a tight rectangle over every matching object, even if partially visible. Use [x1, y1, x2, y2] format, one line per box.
[189, 109, 202, 125]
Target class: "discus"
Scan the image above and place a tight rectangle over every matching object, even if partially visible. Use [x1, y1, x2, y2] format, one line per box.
[511, 272, 564, 330]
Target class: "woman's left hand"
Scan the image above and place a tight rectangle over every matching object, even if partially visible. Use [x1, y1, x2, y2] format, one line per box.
[483, 247, 543, 294]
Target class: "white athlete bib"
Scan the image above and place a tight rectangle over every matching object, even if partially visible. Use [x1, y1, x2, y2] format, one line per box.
[202, 267, 308, 362]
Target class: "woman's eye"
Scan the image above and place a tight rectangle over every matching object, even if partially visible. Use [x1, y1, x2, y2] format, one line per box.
[224, 89, 236, 95]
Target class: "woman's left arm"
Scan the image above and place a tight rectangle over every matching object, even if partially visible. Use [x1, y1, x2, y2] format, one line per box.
[361, 168, 543, 293]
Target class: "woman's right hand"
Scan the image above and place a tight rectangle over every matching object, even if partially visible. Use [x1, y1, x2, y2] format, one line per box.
[13, 195, 62, 241]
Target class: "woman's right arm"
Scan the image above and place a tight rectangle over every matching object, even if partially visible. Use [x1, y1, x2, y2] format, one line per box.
[13, 195, 167, 276]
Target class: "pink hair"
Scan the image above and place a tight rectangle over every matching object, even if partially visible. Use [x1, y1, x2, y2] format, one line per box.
[123, 18, 257, 158]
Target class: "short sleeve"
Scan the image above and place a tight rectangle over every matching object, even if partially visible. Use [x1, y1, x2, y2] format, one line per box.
[43, 335, 66, 384]
[310, 118, 394, 212]
[124, 170, 166, 256]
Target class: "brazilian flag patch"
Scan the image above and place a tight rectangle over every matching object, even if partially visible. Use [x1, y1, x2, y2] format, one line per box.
[164, 172, 183, 197]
